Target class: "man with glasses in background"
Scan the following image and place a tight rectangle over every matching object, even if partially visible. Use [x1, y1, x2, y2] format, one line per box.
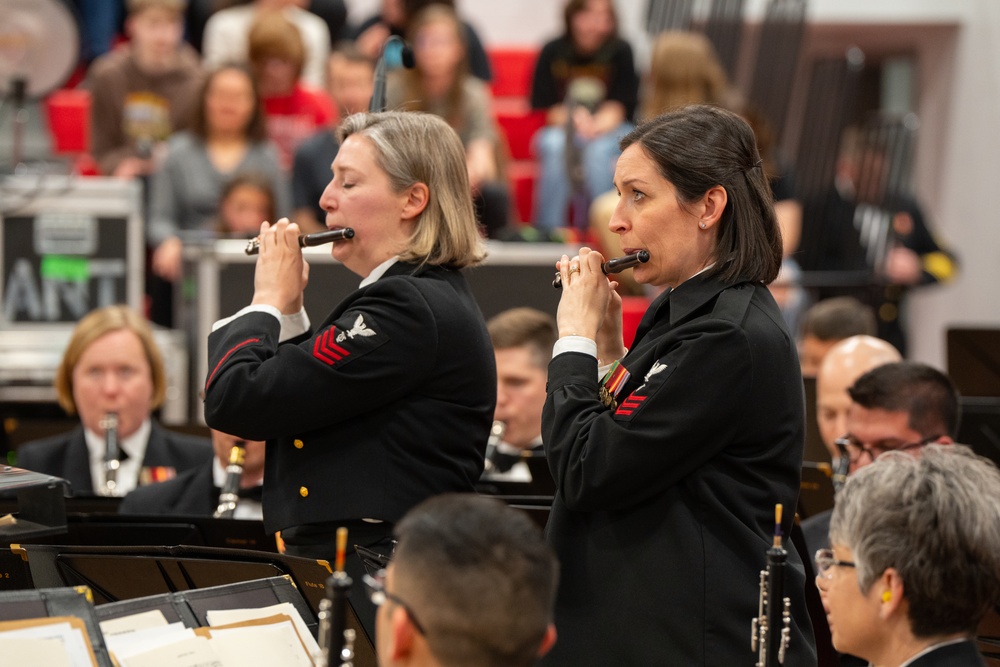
[365, 493, 559, 667]
[804, 360, 958, 558]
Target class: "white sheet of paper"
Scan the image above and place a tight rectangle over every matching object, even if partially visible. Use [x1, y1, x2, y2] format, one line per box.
[118, 635, 223, 667]
[100, 609, 169, 636]
[107, 623, 192, 660]
[206, 603, 320, 656]
[0, 621, 94, 667]
[206, 623, 314, 667]
[0, 637, 73, 667]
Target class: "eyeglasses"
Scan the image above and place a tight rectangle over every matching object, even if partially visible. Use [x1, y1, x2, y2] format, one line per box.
[834, 434, 939, 465]
[814, 548, 856, 580]
[363, 569, 427, 635]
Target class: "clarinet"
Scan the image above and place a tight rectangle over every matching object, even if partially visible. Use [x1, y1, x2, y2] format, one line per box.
[316, 527, 356, 667]
[213, 443, 247, 519]
[751, 504, 792, 666]
[481, 421, 507, 474]
[100, 412, 122, 497]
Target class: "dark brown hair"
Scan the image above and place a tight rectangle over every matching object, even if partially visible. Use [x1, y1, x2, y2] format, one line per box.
[620, 104, 782, 284]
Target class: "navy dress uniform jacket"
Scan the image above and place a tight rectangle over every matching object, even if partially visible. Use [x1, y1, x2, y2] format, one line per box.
[15, 423, 213, 497]
[203, 261, 496, 535]
[118, 464, 217, 516]
[908, 641, 988, 667]
[540, 272, 816, 666]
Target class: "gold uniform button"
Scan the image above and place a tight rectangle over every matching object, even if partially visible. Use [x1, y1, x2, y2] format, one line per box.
[293, 439, 304, 449]
[299, 486, 309, 498]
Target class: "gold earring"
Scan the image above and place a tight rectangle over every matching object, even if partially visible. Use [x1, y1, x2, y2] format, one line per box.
[881, 590, 892, 603]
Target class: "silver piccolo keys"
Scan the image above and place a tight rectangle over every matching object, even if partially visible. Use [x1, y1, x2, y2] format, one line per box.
[245, 227, 356, 255]
[552, 250, 650, 288]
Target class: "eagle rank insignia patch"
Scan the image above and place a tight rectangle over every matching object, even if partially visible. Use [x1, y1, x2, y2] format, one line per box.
[313, 313, 383, 367]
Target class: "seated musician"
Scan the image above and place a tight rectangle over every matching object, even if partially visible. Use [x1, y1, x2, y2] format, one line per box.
[119, 430, 265, 519]
[818, 445, 1000, 667]
[16, 306, 212, 497]
[480, 307, 556, 490]
[370, 493, 558, 667]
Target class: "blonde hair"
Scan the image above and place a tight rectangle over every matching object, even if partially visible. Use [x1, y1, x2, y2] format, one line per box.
[337, 111, 486, 267]
[642, 31, 730, 120]
[54, 306, 166, 414]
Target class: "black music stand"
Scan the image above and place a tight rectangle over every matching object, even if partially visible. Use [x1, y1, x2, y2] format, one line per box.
[958, 397, 1000, 469]
[947, 328, 1000, 398]
[6, 543, 378, 667]
[0, 466, 69, 541]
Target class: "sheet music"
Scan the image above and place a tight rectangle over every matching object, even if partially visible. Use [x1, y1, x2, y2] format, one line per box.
[206, 602, 320, 656]
[0, 620, 95, 667]
[0, 637, 72, 667]
[106, 623, 192, 662]
[100, 609, 169, 636]
[204, 623, 314, 667]
[118, 636, 223, 667]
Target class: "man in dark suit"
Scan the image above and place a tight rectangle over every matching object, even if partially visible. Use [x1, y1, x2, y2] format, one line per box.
[119, 430, 265, 518]
[15, 306, 212, 496]
[478, 308, 556, 495]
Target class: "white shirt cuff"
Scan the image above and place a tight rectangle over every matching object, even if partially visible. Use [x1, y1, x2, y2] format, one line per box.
[211, 305, 310, 343]
[553, 335, 597, 359]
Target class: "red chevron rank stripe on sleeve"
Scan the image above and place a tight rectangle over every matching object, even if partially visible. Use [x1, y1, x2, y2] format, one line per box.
[205, 337, 260, 392]
[615, 394, 647, 416]
[313, 327, 351, 365]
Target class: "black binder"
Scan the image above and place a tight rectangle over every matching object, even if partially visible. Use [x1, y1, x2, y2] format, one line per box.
[0, 585, 113, 667]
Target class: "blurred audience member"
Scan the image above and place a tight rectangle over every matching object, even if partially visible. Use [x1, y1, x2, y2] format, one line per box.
[16, 306, 212, 497]
[120, 429, 266, 518]
[352, 0, 492, 82]
[247, 11, 336, 169]
[202, 0, 332, 89]
[214, 172, 277, 237]
[148, 64, 289, 283]
[293, 43, 375, 232]
[815, 335, 901, 465]
[818, 445, 1000, 667]
[86, 0, 204, 179]
[387, 5, 510, 238]
[799, 297, 877, 377]
[530, 0, 638, 234]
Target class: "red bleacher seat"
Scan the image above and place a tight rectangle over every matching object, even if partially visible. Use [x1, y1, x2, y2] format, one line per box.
[495, 102, 546, 162]
[507, 160, 538, 225]
[488, 48, 538, 99]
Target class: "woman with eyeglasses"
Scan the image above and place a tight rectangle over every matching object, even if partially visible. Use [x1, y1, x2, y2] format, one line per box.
[817, 445, 1000, 667]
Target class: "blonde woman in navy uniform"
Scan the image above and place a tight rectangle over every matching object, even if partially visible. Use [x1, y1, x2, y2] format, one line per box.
[203, 111, 495, 635]
[542, 105, 816, 665]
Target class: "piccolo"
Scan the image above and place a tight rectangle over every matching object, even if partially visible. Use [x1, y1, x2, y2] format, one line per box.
[244, 227, 355, 255]
[552, 250, 650, 288]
